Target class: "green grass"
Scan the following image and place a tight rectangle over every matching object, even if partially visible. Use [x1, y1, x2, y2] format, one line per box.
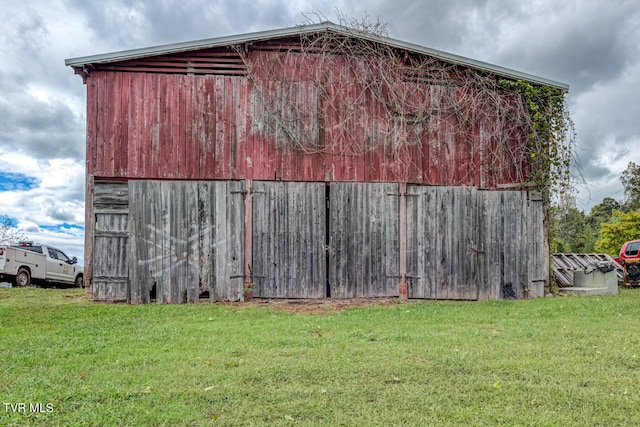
[2, 288, 640, 426]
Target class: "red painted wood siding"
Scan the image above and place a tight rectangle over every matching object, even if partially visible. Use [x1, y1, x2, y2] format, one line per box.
[85, 55, 532, 187]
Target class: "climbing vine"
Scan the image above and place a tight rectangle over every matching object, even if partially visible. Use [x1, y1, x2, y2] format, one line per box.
[232, 18, 576, 199]
[497, 79, 575, 203]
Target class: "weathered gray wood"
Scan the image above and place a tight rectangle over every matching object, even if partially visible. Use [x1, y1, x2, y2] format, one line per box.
[98, 178, 547, 303]
[329, 182, 399, 298]
[128, 180, 157, 303]
[476, 190, 547, 300]
[476, 191, 509, 300]
[198, 181, 245, 301]
[92, 212, 129, 302]
[128, 180, 244, 303]
[526, 193, 547, 298]
[252, 181, 326, 298]
[405, 187, 548, 301]
[407, 186, 479, 300]
[166, 182, 198, 303]
[92, 181, 129, 302]
[93, 181, 129, 209]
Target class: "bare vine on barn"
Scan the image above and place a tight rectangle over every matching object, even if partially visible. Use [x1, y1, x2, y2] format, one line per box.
[233, 21, 574, 195]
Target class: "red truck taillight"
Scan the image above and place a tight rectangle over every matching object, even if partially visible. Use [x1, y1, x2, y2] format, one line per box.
[0, 248, 3, 256]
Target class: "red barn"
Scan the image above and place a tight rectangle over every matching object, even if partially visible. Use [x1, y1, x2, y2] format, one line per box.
[66, 22, 568, 303]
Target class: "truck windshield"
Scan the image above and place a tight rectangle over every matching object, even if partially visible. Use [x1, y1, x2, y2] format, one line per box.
[625, 242, 640, 256]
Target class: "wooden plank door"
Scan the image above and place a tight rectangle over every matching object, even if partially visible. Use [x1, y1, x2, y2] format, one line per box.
[406, 186, 479, 300]
[197, 181, 245, 302]
[129, 180, 245, 303]
[92, 181, 129, 302]
[477, 190, 547, 300]
[329, 182, 399, 298]
[252, 181, 326, 298]
[93, 212, 129, 302]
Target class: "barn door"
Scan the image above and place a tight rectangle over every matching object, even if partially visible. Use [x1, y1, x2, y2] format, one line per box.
[92, 181, 129, 302]
[129, 180, 245, 303]
[329, 182, 399, 298]
[252, 181, 326, 298]
[477, 190, 546, 300]
[406, 186, 479, 300]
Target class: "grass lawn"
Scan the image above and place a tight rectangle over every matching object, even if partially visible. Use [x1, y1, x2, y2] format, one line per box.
[1, 287, 640, 426]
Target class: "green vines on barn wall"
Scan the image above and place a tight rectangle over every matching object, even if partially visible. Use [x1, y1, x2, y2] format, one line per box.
[498, 79, 575, 204]
[234, 27, 576, 202]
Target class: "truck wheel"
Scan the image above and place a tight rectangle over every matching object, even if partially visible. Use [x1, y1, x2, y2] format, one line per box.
[15, 268, 31, 287]
[75, 275, 84, 288]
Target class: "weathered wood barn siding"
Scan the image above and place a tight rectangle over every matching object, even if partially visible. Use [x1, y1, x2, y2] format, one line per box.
[68, 24, 563, 303]
[406, 186, 479, 300]
[90, 179, 545, 302]
[84, 68, 527, 186]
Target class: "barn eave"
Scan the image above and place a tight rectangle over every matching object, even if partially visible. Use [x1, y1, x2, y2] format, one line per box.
[64, 21, 568, 91]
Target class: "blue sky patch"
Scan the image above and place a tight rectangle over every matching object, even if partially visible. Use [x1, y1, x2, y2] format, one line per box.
[39, 223, 85, 234]
[0, 171, 40, 191]
[1, 215, 19, 227]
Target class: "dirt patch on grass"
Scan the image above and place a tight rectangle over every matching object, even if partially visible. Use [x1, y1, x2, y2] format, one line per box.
[225, 298, 408, 315]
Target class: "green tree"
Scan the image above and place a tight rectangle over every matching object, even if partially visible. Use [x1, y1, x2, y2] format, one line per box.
[552, 206, 587, 253]
[580, 223, 598, 253]
[0, 214, 26, 245]
[621, 162, 640, 211]
[588, 197, 621, 228]
[580, 197, 621, 252]
[594, 210, 640, 255]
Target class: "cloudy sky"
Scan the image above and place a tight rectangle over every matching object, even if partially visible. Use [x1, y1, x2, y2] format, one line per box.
[1, 0, 639, 263]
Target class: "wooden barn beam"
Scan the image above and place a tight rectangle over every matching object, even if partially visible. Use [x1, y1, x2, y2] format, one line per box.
[398, 182, 408, 299]
[244, 178, 253, 300]
[85, 174, 94, 300]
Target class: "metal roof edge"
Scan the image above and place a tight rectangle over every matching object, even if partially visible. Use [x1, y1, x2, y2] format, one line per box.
[64, 22, 335, 67]
[65, 22, 568, 90]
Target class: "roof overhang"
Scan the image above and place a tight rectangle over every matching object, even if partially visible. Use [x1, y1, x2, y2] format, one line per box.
[65, 22, 569, 91]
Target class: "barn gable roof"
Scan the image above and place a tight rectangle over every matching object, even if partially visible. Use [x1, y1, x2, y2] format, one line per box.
[65, 22, 568, 90]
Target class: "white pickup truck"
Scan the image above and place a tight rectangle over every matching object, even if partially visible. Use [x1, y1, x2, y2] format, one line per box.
[0, 242, 83, 287]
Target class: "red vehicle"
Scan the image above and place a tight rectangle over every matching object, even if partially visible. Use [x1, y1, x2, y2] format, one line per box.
[616, 240, 640, 287]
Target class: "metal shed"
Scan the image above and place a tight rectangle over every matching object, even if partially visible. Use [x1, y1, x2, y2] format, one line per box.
[66, 22, 568, 303]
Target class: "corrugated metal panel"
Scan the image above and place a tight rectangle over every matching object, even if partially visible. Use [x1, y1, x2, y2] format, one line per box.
[552, 253, 622, 287]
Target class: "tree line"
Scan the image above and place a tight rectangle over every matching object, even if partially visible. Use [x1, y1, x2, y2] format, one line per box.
[553, 162, 640, 255]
